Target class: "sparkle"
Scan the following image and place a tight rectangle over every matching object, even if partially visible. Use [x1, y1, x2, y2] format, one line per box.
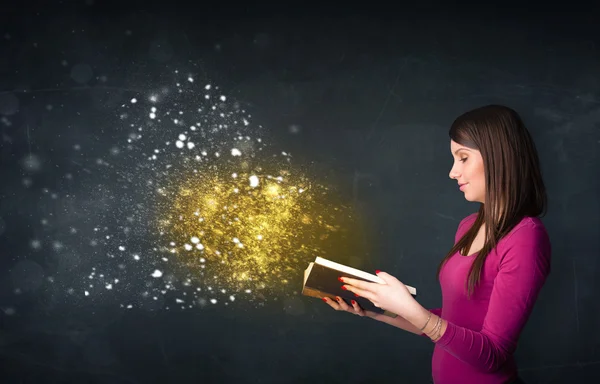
[24, 72, 368, 311]
[154, 154, 363, 296]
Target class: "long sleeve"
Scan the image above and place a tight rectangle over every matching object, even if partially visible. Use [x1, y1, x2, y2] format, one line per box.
[434, 223, 551, 372]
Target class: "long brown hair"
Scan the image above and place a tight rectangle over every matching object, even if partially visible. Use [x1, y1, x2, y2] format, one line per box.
[436, 105, 548, 297]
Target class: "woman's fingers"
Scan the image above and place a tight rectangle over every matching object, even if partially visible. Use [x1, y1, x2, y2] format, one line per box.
[333, 296, 351, 311]
[323, 296, 366, 317]
[350, 299, 366, 316]
[322, 297, 337, 308]
[322, 296, 345, 311]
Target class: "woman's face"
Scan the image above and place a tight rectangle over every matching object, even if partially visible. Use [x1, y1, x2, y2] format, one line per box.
[449, 140, 486, 203]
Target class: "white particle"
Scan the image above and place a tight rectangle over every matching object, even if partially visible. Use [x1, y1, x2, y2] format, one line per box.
[191, 236, 199, 244]
[232, 237, 240, 243]
[257, 235, 263, 240]
[187, 142, 195, 149]
[150, 113, 156, 119]
[188, 77, 194, 83]
[131, 98, 137, 104]
[175, 140, 184, 148]
[220, 95, 226, 101]
[196, 243, 204, 250]
[231, 148, 242, 156]
[176, 298, 185, 303]
[3, 307, 16, 315]
[184, 244, 193, 251]
[119, 246, 125, 251]
[229, 295, 235, 302]
[151, 270, 163, 278]
[205, 84, 211, 90]
[84, 291, 89, 296]
[210, 299, 217, 304]
[199, 257, 206, 263]
[232, 173, 238, 178]
[249, 175, 259, 187]
[243, 118, 249, 126]
[106, 284, 113, 290]
[178, 134, 187, 141]
[127, 305, 133, 309]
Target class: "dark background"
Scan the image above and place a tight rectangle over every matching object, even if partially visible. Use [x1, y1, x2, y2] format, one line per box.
[1, 1, 599, 383]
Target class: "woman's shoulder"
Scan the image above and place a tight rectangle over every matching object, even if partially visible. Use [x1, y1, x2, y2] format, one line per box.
[500, 216, 551, 257]
[507, 216, 549, 240]
[455, 214, 550, 247]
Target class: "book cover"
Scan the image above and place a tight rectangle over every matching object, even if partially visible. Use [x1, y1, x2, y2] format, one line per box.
[302, 257, 417, 318]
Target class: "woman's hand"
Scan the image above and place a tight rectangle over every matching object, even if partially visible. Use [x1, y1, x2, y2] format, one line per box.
[340, 271, 419, 319]
[322, 296, 378, 318]
[322, 292, 427, 335]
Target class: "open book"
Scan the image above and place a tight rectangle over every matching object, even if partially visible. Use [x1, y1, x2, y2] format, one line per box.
[302, 256, 417, 318]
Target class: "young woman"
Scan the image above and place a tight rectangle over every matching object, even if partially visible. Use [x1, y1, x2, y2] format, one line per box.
[324, 105, 551, 384]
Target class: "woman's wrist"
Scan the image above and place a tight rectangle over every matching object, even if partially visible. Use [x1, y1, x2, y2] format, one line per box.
[404, 301, 431, 328]
[404, 304, 447, 341]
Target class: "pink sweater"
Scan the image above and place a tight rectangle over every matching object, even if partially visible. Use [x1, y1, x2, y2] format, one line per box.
[427, 213, 551, 384]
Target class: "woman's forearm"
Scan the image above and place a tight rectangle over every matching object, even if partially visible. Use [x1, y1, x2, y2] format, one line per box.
[366, 311, 424, 335]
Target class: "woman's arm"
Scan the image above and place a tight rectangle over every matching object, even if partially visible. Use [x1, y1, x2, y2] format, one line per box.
[369, 307, 442, 335]
[407, 224, 551, 372]
[366, 311, 424, 334]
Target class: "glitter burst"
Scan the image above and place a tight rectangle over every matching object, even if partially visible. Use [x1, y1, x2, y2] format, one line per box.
[155, 152, 356, 297]
[20, 70, 368, 311]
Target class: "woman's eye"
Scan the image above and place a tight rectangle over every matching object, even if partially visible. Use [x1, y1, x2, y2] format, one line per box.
[460, 158, 467, 163]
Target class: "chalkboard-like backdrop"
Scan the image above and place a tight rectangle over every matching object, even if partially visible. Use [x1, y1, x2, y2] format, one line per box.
[0, 2, 598, 383]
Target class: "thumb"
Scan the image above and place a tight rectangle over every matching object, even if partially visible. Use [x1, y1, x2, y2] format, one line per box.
[374, 270, 397, 284]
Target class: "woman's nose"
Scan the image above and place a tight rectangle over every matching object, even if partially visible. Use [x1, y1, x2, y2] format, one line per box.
[449, 167, 459, 179]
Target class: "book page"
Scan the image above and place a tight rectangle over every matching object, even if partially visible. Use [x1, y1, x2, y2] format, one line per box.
[303, 262, 314, 286]
[314, 256, 417, 295]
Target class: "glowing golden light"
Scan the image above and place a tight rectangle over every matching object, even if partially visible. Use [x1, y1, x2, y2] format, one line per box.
[153, 149, 369, 298]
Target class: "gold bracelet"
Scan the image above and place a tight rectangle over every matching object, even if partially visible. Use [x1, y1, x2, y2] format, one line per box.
[431, 317, 444, 341]
[419, 311, 432, 331]
[432, 317, 442, 339]
[431, 323, 442, 341]
[425, 315, 441, 337]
